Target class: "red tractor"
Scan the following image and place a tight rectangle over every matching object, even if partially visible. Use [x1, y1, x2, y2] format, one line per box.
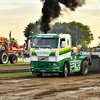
[0, 37, 26, 64]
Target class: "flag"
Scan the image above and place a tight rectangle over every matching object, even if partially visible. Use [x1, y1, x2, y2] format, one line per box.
[76, 36, 78, 46]
[9, 31, 11, 43]
[9, 31, 11, 50]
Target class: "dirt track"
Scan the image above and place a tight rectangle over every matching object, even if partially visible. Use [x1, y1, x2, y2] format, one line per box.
[0, 73, 100, 100]
[0, 65, 30, 73]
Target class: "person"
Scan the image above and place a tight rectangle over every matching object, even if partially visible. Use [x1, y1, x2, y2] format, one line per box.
[18, 51, 21, 57]
[21, 52, 23, 57]
[24, 51, 27, 58]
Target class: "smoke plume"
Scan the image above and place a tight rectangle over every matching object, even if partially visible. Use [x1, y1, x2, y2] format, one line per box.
[40, 0, 85, 33]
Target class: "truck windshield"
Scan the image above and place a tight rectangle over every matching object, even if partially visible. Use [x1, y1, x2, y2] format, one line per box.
[32, 38, 58, 48]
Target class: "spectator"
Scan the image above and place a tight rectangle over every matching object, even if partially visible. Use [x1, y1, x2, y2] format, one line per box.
[21, 52, 23, 57]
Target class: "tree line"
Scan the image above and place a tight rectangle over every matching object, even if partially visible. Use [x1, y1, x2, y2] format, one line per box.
[23, 20, 94, 51]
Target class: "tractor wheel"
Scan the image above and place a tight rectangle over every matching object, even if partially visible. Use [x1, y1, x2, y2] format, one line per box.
[9, 54, 17, 64]
[81, 60, 89, 75]
[0, 51, 9, 64]
[60, 62, 68, 77]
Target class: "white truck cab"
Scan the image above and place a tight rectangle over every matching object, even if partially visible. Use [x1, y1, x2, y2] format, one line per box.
[29, 33, 89, 77]
[30, 34, 71, 62]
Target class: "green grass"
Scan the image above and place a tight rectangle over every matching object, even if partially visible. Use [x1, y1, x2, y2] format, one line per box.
[0, 62, 30, 66]
[0, 72, 32, 77]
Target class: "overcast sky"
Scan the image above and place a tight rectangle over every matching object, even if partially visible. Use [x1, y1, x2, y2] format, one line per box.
[0, 0, 100, 47]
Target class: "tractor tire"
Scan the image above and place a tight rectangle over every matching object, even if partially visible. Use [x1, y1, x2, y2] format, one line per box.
[9, 54, 17, 64]
[0, 51, 9, 64]
[60, 62, 68, 77]
[81, 60, 89, 75]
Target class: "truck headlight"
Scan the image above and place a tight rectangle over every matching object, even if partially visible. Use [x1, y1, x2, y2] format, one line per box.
[53, 63, 57, 66]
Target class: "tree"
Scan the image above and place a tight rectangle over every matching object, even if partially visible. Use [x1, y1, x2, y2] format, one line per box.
[50, 22, 69, 33]
[50, 21, 94, 51]
[23, 23, 35, 44]
[23, 20, 42, 45]
[32, 20, 42, 34]
[68, 21, 94, 47]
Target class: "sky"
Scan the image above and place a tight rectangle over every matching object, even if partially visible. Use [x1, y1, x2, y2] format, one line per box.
[0, 0, 100, 47]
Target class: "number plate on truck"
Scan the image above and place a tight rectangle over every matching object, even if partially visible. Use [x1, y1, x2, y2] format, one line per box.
[41, 70, 46, 72]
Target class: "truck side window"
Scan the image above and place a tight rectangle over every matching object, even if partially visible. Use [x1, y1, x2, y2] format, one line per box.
[60, 38, 65, 48]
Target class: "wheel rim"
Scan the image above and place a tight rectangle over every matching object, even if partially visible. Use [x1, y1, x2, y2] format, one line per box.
[3, 55, 7, 61]
[2, 53, 8, 63]
[13, 57, 17, 62]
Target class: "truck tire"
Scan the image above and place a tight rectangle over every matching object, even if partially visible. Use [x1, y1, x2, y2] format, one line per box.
[60, 62, 68, 77]
[0, 51, 9, 64]
[9, 54, 17, 64]
[81, 60, 89, 75]
[37, 72, 42, 77]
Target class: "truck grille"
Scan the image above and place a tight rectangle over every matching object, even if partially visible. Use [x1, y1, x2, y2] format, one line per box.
[38, 64, 49, 68]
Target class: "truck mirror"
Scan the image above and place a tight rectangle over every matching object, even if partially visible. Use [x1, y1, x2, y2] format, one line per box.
[61, 41, 66, 48]
[28, 39, 31, 49]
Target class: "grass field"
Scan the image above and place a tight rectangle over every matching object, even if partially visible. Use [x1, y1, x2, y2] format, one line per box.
[0, 72, 32, 77]
[0, 62, 31, 77]
[0, 62, 30, 66]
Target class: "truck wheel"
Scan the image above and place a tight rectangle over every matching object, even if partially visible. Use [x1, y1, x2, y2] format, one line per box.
[0, 51, 9, 64]
[37, 72, 42, 77]
[9, 54, 17, 64]
[81, 60, 89, 75]
[60, 62, 68, 77]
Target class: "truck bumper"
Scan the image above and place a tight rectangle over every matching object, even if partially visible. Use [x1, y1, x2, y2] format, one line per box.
[30, 68, 61, 73]
[30, 61, 65, 73]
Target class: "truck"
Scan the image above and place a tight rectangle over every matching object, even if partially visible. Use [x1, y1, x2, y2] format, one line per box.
[29, 33, 91, 77]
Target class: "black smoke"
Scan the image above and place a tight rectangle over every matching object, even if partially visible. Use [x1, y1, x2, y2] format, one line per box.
[40, 0, 85, 33]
